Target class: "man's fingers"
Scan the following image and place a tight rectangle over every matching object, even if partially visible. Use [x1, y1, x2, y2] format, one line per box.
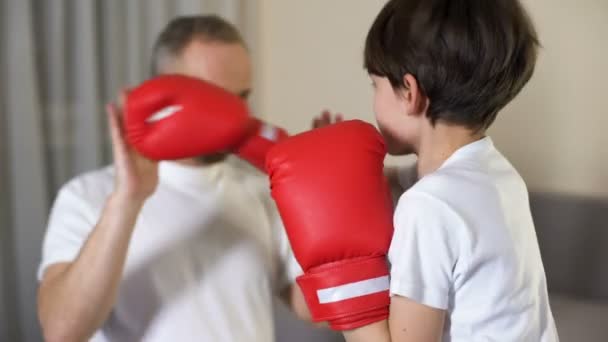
[313, 110, 346, 129]
[317, 111, 330, 127]
[107, 104, 120, 142]
[117, 88, 129, 113]
[321, 110, 331, 124]
[313, 117, 322, 128]
[107, 103, 129, 160]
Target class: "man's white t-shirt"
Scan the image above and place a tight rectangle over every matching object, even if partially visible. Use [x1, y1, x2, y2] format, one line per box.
[38, 158, 301, 342]
[389, 137, 559, 342]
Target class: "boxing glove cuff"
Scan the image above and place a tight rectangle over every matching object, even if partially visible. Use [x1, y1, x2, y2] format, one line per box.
[236, 120, 288, 171]
[296, 256, 390, 330]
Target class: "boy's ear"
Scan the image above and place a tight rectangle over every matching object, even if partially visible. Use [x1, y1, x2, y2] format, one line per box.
[402, 74, 427, 116]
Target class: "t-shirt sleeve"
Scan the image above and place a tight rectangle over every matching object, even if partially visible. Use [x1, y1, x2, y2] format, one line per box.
[388, 191, 460, 310]
[37, 182, 99, 281]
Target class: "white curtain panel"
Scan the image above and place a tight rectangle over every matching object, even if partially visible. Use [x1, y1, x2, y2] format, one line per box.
[0, 1, 248, 340]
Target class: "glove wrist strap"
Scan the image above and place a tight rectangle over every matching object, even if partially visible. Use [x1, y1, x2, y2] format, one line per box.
[296, 256, 390, 330]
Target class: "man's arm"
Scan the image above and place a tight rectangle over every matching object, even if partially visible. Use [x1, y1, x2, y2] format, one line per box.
[38, 195, 145, 342]
[281, 284, 312, 321]
[342, 296, 445, 342]
[38, 100, 158, 342]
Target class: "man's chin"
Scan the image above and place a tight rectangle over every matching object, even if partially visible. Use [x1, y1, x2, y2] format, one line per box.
[174, 153, 230, 166]
[195, 153, 229, 164]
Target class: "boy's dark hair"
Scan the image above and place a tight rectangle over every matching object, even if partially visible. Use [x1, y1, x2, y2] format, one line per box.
[364, 0, 540, 130]
[151, 15, 244, 76]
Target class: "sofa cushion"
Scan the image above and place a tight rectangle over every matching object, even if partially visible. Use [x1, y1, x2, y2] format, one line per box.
[530, 192, 608, 299]
[550, 293, 608, 341]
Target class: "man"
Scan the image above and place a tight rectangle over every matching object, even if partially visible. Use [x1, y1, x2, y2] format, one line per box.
[37, 15, 333, 342]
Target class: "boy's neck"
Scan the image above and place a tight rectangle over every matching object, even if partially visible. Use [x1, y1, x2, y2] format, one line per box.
[416, 122, 485, 178]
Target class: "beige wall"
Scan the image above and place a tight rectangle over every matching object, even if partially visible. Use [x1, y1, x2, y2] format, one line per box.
[255, 0, 385, 129]
[255, 0, 608, 197]
[489, 0, 608, 197]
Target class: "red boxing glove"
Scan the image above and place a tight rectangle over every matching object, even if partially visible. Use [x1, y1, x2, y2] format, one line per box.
[266, 120, 394, 330]
[125, 74, 288, 170]
[125, 74, 251, 160]
[236, 119, 289, 170]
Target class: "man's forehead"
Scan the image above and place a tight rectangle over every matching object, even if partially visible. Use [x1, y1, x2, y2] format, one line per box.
[178, 40, 252, 95]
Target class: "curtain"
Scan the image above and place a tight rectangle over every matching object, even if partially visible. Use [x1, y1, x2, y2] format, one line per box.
[0, 1, 251, 340]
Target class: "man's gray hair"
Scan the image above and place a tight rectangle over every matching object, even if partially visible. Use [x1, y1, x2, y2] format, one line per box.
[150, 15, 245, 76]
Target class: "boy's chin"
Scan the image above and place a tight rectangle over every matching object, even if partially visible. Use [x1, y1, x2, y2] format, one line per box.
[377, 126, 415, 156]
[385, 140, 415, 156]
[384, 135, 416, 156]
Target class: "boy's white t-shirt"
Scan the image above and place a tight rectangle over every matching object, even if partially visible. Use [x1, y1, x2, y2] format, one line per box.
[38, 158, 301, 342]
[389, 137, 559, 342]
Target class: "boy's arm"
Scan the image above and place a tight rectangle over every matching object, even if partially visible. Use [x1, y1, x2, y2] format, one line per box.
[276, 111, 347, 323]
[342, 296, 445, 342]
[341, 189, 455, 341]
[343, 320, 391, 342]
[388, 296, 445, 341]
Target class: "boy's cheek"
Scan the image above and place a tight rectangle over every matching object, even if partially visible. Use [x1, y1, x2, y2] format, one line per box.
[378, 124, 413, 156]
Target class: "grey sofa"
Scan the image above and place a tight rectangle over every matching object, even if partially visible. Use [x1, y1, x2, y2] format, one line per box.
[274, 192, 608, 341]
[531, 192, 608, 341]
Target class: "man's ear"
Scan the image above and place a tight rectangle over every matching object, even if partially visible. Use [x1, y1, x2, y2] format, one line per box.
[401, 74, 427, 116]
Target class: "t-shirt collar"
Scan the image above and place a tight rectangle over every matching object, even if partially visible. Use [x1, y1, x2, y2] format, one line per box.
[158, 161, 226, 189]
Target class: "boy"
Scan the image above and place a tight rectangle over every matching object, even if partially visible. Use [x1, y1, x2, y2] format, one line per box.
[266, 0, 559, 341]
[348, 0, 559, 341]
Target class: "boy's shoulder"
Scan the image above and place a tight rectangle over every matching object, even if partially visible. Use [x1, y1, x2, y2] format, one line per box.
[396, 169, 471, 225]
[415, 139, 525, 200]
[409, 163, 488, 203]
[400, 146, 529, 232]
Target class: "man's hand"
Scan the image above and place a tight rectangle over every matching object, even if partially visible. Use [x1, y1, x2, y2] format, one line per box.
[312, 110, 344, 129]
[108, 91, 158, 201]
[38, 91, 158, 342]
